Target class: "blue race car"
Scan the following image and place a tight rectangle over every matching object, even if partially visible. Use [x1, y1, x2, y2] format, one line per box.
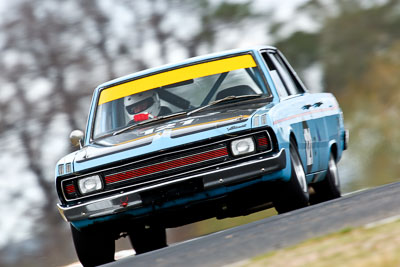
[56, 46, 348, 266]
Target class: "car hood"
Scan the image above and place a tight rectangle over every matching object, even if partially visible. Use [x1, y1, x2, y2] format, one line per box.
[72, 100, 275, 173]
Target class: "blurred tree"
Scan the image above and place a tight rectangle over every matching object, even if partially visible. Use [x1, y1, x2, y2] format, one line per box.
[273, 31, 320, 77]
[270, 0, 400, 190]
[273, 0, 400, 93]
[321, 0, 400, 93]
[0, 0, 97, 265]
[174, 0, 257, 57]
[341, 41, 400, 187]
[81, 0, 117, 79]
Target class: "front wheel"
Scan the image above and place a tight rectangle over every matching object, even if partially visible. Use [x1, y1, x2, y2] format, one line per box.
[70, 224, 115, 267]
[310, 153, 341, 204]
[273, 141, 309, 214]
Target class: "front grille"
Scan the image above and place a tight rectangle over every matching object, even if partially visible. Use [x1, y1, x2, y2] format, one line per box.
[104, 145, 228, 186]
[60, 128, 276, 202]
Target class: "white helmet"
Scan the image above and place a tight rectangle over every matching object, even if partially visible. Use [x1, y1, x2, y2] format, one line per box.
[124, 90, 161, 122]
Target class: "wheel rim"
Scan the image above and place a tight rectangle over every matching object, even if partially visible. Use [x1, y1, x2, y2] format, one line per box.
[329, 155, 340, 187]
[291, 149, 307, 193]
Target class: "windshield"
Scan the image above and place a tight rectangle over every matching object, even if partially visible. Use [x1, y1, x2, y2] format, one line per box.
[92, 54, 269, 139]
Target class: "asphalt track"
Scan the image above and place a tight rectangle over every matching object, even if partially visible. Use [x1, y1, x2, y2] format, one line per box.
[103, 181, 400, 267]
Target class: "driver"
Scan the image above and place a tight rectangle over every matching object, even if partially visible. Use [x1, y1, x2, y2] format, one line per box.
[124, 90, 161, 123]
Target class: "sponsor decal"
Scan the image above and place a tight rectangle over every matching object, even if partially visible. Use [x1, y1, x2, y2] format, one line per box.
[136, 119, 197, 136]
[115, 116, 250, 144]
[302, 121, 313, 172]
[227, 124, 246, 131]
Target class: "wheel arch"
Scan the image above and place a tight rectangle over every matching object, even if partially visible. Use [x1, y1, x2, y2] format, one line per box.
[274, 128, 298, 182]
[329, 140, 338, 162]
[289, 131, 298, 149]
[286, 131, 300, 181]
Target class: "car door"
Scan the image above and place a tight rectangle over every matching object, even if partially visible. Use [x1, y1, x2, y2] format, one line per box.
[303, 92, 339, 171]
[261, 50, 325, 174]
[276, 50, 331, 172]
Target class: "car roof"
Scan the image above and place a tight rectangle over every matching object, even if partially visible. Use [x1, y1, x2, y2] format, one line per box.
[96, 45, 277, 91]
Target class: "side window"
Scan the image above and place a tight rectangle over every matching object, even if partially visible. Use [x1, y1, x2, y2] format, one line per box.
[272, 53, 304, 95]
[261, 52, 289, 98]
[269, 53, 299, 95]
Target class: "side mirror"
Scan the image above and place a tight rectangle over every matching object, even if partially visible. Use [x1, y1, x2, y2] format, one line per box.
[70, 130, 84, 148]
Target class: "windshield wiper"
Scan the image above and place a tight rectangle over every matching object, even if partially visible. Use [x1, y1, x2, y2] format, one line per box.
[187, 94, 263, 116]
[113, 111, 187, 136]
[101, 95, 263, 138]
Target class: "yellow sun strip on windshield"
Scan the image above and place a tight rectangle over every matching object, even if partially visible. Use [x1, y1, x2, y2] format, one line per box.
[98, 54, 257, 105]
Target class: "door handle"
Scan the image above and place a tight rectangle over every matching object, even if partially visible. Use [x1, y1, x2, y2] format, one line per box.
[302, 104, 312, 110]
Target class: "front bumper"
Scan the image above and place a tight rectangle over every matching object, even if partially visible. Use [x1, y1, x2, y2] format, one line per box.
[57, 148, 286, 222]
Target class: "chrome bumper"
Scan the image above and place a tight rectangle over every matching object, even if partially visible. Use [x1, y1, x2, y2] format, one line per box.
[57, 148, 286, 222]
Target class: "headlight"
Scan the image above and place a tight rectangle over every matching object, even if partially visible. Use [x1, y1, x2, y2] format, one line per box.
[78, 175, 103, 195]
[231, 137, 255, 156]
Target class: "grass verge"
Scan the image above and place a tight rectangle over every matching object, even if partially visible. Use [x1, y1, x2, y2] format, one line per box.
[241, 218, 400, 267]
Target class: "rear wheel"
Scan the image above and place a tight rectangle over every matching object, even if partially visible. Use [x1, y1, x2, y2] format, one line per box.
[273, 140, 309, 214]
[129, 224, 167, 254]
[311, 153, 341, 204]
[70, 224, 115, 267]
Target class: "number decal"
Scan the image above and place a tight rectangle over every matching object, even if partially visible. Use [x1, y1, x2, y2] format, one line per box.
[303, 124, 313, 167]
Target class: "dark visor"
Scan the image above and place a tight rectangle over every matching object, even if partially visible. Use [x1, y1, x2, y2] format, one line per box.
[126, 97, 155, 115]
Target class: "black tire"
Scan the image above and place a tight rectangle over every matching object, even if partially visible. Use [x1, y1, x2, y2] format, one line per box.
[70, 224, 115, 267]
[129, 225, 167, 254]
[310, 153, 341, 204]
[273, 140, 309, 214]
